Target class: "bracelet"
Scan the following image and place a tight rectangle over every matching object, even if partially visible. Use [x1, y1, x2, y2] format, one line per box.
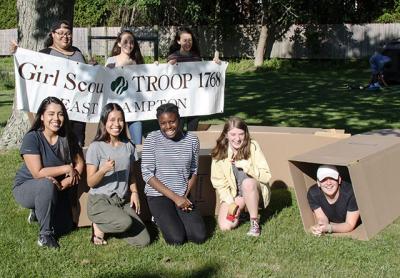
[327, 223, 333, 234]
[131, 191, 138, 194]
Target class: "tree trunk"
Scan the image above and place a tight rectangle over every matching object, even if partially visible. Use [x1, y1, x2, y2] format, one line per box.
[0, 0, 75, 149]
[254, 25, 268, 67]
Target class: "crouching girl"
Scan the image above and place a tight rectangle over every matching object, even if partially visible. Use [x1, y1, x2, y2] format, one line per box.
[86, 103, 150, 246]
[211, 117, 272, 236]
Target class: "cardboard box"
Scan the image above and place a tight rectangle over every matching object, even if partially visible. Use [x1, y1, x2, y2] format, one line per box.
[71, 172, 91, 227]
[84, 123, 98, 147]
[193, 126, 350, 189]
[190, 149, 217, 216]
[289, 134, 400, 240]
[363, 129, 400, 137]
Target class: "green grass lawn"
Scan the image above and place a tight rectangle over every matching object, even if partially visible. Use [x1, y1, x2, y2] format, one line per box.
[1, 57, 400, 277]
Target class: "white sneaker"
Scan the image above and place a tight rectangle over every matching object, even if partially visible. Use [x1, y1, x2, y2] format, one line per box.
[27, 209, 37, 224]
[247, 219, 261, 237]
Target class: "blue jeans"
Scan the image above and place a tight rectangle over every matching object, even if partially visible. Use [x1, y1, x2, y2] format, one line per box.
[128, 121, 142, 144]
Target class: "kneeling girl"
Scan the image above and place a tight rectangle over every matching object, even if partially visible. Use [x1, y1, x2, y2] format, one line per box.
[211, 117, 272, 236]
[86, 103, 150, 246]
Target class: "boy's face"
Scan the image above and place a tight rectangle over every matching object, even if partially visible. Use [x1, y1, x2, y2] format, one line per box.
[318, 176, 341, 199]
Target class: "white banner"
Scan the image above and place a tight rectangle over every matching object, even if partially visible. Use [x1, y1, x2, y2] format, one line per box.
[14, 48, 228, 122]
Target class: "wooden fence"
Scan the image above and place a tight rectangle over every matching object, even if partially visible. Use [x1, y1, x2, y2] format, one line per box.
[1, 24, 400, 59]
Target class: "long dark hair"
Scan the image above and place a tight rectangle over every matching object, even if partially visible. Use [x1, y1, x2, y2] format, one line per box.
[168, 27, 200, 57]
[211, 116, 251, 161]
[111, 30, 144, 64]
[44, 20, 72, 48]
[94, 103, 129, 142]
[29, 96, 80, 159]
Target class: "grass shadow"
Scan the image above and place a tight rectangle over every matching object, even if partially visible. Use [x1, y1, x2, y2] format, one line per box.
[96, 262, 220, 278]
[203, 215, 217, 239]
[260, 186, 292, 225]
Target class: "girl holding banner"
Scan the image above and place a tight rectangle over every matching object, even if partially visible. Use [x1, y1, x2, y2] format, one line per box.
[210, 117, 272, 237]
[106, 30, 145, 144]
[40, 20, 88, 147]
[167, 27, 221, 131]
[86, 103, 150, 247]
[13, 97, 84, 248]
[10, 20, 88, 146]
[141, 103, 207, 245]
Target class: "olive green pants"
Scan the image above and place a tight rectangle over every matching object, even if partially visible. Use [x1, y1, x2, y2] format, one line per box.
[87, 193, 150, 247]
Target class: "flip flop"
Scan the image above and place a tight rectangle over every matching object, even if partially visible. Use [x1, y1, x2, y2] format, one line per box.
[91, 224, 107, 245]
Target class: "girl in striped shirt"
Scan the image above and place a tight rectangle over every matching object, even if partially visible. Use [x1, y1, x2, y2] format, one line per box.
[141, 103, 206, 245]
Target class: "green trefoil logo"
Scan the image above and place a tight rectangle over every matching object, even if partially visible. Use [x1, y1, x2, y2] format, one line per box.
[111, 76, 128, 95]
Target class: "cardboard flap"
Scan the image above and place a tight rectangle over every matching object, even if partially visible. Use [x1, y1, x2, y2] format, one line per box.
[290, 135, 400, 166]
[363, 129, 400, 137]
[207, 125, 348, 135]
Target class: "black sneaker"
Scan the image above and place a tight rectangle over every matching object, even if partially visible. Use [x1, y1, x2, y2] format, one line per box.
[37, 234, 60, 249]
[27, 209, 37, 224]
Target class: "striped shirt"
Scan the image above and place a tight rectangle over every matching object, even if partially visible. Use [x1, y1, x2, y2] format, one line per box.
[141, 130, 199, 197]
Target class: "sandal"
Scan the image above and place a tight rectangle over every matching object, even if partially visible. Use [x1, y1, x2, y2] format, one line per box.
[91, 223, 107, 245]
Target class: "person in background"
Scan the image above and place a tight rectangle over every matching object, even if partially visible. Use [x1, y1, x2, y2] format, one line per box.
[210, 116, 271, 237]
[105, 30, 144, 144]
[368, 49, 391, 90]
[13, 97, 84, 248]
[167, 27, 220, 131]
[141, 103, 206, 245]
[86, 103, 150, 247]
[39, 20, 88, 147]
[307, 164, 360, 236]
[10, 20, 89, 146]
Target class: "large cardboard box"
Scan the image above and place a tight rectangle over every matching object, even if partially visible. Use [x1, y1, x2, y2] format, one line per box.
[363, 129, 400, 137]
[289, 134, 400, 240]
[190, 149, 216, 216]
[71, 173, 91, 227]
[193, 126, 350, 189]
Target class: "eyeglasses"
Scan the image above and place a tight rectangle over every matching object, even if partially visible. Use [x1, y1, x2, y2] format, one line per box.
[53, 31, 72, 38]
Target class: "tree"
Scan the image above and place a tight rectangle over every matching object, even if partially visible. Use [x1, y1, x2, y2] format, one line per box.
[254, 0, 299, 67]
[0, 0, 75, 149]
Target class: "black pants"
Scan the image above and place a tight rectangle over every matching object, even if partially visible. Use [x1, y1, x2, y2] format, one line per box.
[147, 196, 206, 245]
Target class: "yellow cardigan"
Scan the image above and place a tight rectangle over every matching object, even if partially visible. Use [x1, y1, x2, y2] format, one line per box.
[210, 140, 272, 208]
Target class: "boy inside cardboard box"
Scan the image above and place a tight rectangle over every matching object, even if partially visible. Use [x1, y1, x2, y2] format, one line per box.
[289, 134, 400, 240]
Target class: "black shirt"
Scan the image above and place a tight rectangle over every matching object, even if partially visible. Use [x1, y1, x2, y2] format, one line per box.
[14, 131, 70, 187]
[307, 181, 358, 223]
